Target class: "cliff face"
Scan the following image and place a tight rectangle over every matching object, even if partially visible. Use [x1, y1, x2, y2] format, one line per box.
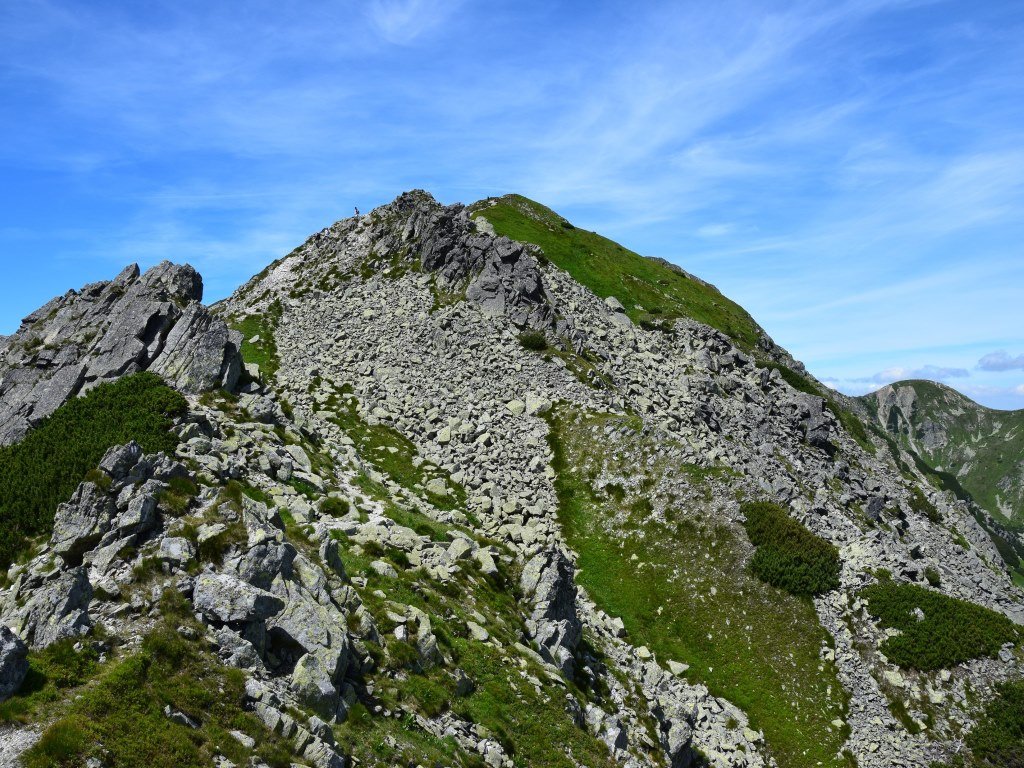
[0, 261, 242, 446]
[0, 192, 1021, 768]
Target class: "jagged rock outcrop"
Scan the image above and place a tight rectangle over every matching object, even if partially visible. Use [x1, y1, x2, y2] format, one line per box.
[521, 548, 583, 677]
[0, 261, 242, 446]
[0, 626, 28, 703]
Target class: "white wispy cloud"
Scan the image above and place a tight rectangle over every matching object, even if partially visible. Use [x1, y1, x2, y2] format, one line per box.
[978, 351, 1024, 371]
[850, 365, 970, 384]
[366, 0, 463, 45]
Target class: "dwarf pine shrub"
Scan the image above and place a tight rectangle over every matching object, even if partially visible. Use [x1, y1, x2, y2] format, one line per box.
[741, 501, 841, 596]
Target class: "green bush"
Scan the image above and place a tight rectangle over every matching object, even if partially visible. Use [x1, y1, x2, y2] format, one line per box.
[965, 680, 1024, 767]
[908, 487, 941, 523]
[0, 372, 186, 569]
[517, 331, 548, 352]
[741, 501, 841, 596]
[861, 581, 1019, 670]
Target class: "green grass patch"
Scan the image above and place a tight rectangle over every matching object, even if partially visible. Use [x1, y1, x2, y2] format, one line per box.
[861, 580, 1020, 670]
[931, 679, 1024, 768]
[741, 501, 841, 596]
[22, 606, 294, 767]
[471, 195, 763, 351]
[229, 298, 283, 380]
[963, 679, 1024, 767]
[0, 372, 186, 569]
[546, 407, 848, 768]
[0, 639, 101, 724]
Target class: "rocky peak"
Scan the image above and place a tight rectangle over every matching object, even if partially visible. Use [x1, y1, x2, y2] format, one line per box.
[0, 260, 241, 445]
[228, 191, 571, 340]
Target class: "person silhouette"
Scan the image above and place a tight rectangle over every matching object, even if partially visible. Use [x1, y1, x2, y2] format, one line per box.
[354, 206, 360, 217]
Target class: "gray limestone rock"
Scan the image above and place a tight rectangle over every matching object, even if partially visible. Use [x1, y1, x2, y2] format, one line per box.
[50, 482, 116, 565]
[290, 652, 341, 720]
[520, 548, 582, 677]
[193, 573, 284, 625]
[6, 567, 93, 648]
[150, 302, 242, 393]
[0, 626, 29, 702]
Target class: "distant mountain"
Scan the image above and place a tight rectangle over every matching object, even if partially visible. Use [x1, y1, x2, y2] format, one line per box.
[858, 380, 1024, 528]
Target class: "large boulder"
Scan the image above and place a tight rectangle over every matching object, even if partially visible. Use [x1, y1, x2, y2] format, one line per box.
[0, 625, 29, 702]
[193, 573, 284, 625]
[520, 548, 582, 677]
[4, 567, 93, 648]
[50, 482, 117, 565]
[150, 303, 243, 393]
[291, 651, 341, 720]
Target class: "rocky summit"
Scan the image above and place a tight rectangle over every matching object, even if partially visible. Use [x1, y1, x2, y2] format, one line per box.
[0, 190, 1021, 768]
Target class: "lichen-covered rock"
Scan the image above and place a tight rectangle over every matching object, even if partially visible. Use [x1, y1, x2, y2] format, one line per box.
[291, 651, 340, 720]
[149, 302, 243, 393]
[50, 482, 117, 565]
[0, 625, 29, 702]
[193, 573, 284, 624]
[4, 567, 92, 648]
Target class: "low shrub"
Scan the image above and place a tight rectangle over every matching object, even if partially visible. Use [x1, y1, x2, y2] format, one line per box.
[517, 331, 548, 352]
[907, 487, 941, 523]
[741, 501, 841, 596]
[861, 580, 1019, 670]
[965, 680, 1024, 767]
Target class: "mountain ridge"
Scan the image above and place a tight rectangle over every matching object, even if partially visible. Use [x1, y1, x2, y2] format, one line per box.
[0, 189, 1020, 768]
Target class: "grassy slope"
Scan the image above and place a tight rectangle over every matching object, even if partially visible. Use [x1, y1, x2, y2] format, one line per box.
[860, 380, 1024, 524]
[469, 195, 764, 351]
[547, 408, 849, 768]
[12, 592, 297, 768]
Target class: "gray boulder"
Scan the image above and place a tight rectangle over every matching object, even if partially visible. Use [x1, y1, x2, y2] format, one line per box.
[7, 567, 93, 648]
[150, 303, 243, 393]
[193, 573, 284, 625]
[291, 651, 341, 720]
[98, 441, 143, 479]
[51, 482, 116, 565]
[0, 625, 29, 702]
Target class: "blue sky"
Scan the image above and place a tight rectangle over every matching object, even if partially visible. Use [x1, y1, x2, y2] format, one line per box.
[1, 0, 1023, 408]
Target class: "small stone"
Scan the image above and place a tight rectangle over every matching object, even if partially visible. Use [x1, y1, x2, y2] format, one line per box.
[466, 621, 490, 642]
